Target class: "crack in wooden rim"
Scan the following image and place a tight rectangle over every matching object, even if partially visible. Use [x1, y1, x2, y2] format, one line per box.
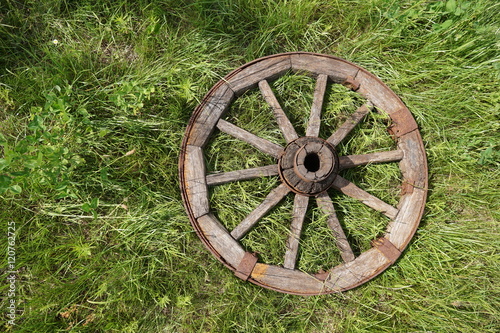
[179, 52, 428, 295]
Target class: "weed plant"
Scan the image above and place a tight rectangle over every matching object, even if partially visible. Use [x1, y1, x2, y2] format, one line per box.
[0, 0, 498, 332]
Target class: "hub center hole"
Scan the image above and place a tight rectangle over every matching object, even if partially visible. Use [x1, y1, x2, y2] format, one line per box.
[304, 153, 320, 172]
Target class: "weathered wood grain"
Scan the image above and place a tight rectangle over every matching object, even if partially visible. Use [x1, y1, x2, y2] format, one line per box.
[187, 82, 235, 148]
[388, 108, 418, 138]
[315, 148, 335, 180]
[332, 175, 399, 219]
[282, 168, 302, 188]
[280, 141, 300, 169]
[231, 183, 291, 240]
[316, 192, 355, 262]
[339, 150, 404, 170]
[355, 69, 404, 115]
[324, 248, 390, 291]
[290, 53, 358, 83]
[226, 55, 292, 95]
[306, 74, 328, 137]
[251, 263, 328, 295]
[184, 145, 209, 218]
[206, 164, 279, 186]
[327, 103, 372, 146]
[216, 119, 284, 158]
[386, 188, 426, 249]
[283, 194, 309, 269]
[258, 79, 299, 143]
[385, 131, 427, 249]
[197, 213, 246, 268]
[397, 131, 427, 190]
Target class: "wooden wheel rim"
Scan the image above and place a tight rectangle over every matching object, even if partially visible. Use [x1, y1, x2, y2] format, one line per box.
[179, 52, 428, 295]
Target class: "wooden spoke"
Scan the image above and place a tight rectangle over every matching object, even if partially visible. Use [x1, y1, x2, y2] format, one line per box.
[339, 150, 404, 170]
[332, 176, 399, 219]
[230, 183, 290, 240]
[283, 194, 309, 269]
[327, 103, 372, 146]
[306, 74, 328, 137]
[258, 80, 299, 143]
[206, 164, 279, 186]
[217, 119, 283, 158]
[316, 192, 355, 262]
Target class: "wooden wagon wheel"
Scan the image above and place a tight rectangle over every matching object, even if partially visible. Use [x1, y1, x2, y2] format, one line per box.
[179, 52, 427, 295]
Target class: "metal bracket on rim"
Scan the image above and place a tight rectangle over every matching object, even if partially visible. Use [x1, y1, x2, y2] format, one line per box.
[372, 238, 401, 263]
[234, 252, 258, 281]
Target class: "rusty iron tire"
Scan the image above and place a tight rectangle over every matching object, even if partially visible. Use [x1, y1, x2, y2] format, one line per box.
[179, 52, 427, 295]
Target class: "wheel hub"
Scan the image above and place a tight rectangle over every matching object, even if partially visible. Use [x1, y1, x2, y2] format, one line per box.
[278, 137, 339, 196]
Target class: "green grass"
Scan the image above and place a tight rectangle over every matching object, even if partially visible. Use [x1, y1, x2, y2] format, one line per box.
[1, 0, 499, 332]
